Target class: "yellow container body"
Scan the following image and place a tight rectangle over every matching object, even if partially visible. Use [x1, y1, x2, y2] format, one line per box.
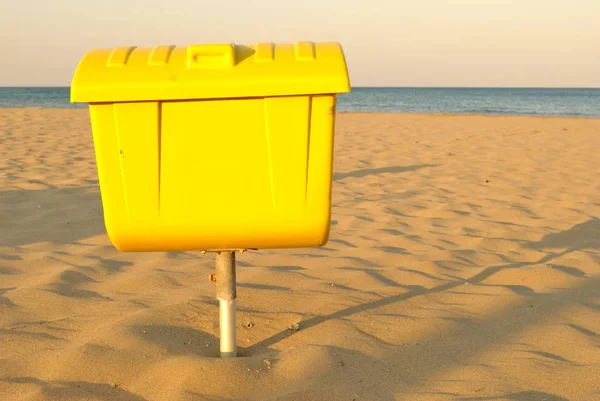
[71, 42, 350, 252]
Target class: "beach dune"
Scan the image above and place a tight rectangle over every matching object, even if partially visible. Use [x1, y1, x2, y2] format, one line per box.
[1, 109, 600, 401]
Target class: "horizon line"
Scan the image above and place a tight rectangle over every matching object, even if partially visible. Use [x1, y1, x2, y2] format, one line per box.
[1, 86, 599, 90]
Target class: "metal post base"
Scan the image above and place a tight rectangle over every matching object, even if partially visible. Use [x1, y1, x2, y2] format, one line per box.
[219, 299, 236, 357]
[216, 252, 236, 358]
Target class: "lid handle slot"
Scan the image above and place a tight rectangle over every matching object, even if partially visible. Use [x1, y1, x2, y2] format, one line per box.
[187, 44, 236, 69]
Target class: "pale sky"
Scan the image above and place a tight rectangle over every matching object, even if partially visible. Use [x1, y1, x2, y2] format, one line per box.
[1, 0, 599, 87]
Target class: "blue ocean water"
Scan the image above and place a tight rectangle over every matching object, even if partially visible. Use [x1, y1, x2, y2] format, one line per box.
[0, 87, 86, 109]
[1, 87, 599, 117]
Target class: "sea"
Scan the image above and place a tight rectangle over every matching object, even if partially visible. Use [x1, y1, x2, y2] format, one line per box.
[0, 87, 599, 117]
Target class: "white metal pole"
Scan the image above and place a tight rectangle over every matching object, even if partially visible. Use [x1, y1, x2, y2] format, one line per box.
[216, 251, 236, 357]
[219, 298, 236, 357]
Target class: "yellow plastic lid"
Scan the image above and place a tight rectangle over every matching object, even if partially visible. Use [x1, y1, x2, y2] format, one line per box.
[70, 41, 350, 103]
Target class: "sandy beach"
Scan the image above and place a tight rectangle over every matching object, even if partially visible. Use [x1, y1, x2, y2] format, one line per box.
[1, 108, 599, 401]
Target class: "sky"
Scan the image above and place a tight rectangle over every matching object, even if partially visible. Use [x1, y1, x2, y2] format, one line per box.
[1, 0, 599, 87]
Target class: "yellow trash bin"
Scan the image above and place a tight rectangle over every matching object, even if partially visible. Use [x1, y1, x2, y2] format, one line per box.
[71, 41, 350, 252]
